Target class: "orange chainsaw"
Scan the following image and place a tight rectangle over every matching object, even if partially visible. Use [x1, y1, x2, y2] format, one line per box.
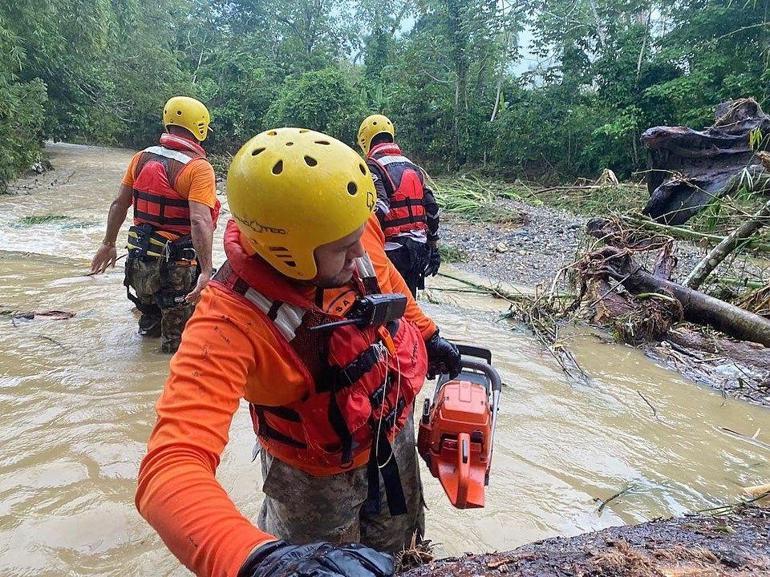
[417, 345, 502, 509]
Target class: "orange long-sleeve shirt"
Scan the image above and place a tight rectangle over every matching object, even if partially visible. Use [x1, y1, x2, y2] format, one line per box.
[136, 216, 436, 577]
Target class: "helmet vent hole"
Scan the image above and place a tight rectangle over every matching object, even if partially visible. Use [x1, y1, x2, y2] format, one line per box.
[347, 182, 358, 195]
[251, 147, 266, 157]
[359, 163, 367, 175]
[267, 130, 278, 136]
[286, 142, 294, 146]
[304, 156, 317, 167]
[373, 121, 377, 125]
[176, 110, 182, 115]
[314, 140, 330, 145]
[299, 129, 309, 133]
[272, 160, 283, 175]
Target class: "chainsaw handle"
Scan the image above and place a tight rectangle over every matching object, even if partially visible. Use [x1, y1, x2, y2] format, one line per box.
[454, 357, 502, 484]
[457, 358, 502, 394]
[455, 432, 471, 508]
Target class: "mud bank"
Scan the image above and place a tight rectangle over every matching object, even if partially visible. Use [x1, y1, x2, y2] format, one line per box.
[403, 507, 770, 577]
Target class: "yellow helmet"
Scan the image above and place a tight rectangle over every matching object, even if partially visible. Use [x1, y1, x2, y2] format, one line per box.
[227, 128, 376, 280]
[163, 96, 211, 142]
[357, 114, 395, 155]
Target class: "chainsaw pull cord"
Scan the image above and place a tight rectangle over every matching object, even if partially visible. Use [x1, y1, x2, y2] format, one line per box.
[328, 339, 402, 469]
[351, 336, 408, 517]
[374, 346, 400, 470]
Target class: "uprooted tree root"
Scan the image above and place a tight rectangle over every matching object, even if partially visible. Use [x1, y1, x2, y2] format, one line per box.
[574, 246, 684, 345]
[401, 507, 770, 577]
[396, 534, 436, 573]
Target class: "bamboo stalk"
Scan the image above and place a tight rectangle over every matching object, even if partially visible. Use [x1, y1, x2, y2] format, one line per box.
[685, 199, 770, 289]
[436, 272, 574, 301]
[714, 277, 768, 290]
[621, 214, 770, 252]
[622, 268, 770, 347]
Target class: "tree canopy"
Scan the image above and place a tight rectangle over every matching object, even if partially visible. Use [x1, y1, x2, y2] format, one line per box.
[1, 0, 768, 188]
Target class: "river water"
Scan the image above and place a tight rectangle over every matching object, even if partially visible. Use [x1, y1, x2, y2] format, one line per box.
[0, 143, 767, 576]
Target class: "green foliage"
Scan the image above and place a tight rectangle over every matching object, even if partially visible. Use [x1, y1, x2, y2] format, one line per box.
[17, 215, 70, 225]
[439, 244, 468, 263]
[0, 14, 47, 190]
[433, 174, 523, 223]
[1, 0, 769, 188]
[530, 183, 647, 216]
[265, 68, 366, 144]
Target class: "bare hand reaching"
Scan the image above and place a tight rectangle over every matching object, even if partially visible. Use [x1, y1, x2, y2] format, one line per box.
[185, 271, 211, 304]
[90, 243, 118, 274]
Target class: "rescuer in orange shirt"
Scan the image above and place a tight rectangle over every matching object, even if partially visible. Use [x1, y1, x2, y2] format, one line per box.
[136, 128, 461, 577]
[90, 96, 220, 353]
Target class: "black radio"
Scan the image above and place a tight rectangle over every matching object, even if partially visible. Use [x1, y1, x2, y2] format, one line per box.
[309, 293, 407, 332]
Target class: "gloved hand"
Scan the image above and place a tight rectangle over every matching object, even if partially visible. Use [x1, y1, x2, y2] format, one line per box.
[239, 540, 394, 577]
[426, 331, 461, 380]
[424, 246, 441, 277]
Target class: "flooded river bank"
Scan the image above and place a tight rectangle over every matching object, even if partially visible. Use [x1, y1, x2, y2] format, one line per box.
[0, 143, 767, 576]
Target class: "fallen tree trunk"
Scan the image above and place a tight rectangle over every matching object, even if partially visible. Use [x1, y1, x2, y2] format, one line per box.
[403, 507, 770, 577]
[593, 248, 770, 347]
[626, 270, 770, 347]
[665, 326, 770, 372]
[642, 98, 770, 225]
[685, 198, 770, 289]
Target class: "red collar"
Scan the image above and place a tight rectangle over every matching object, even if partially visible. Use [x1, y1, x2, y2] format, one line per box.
[368, 142, 401, 158]
[160, 133, 206, 157]
[222, 220, 322, 310]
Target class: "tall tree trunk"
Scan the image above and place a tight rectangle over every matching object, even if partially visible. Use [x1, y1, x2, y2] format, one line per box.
[446, 0, 468, 166]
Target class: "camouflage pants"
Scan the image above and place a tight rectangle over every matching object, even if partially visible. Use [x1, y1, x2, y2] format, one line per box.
[125, 257, 196, 353]
[257, 416, 425, 554]
[386, 239, 430, 297]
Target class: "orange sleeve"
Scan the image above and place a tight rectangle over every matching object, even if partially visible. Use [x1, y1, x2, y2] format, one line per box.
[136, 288, 275, 577]
[121, 153, 142, 187]
[363, 214, 437, 339]
[177, 159, 217, 208]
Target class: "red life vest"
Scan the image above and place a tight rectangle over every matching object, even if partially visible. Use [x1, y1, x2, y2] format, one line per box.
[212, 221, 427, 493]
[132, 133, 221, 235]
[369, 143, 428, 240]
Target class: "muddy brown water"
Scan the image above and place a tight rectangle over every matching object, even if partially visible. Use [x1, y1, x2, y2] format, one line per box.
[0, 143, 768, 577]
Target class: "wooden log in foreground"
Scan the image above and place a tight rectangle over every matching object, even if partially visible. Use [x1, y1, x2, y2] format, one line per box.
[589, 247, 770, 347]
[402, 507, 769, 577]
[623, 268, 770, 347]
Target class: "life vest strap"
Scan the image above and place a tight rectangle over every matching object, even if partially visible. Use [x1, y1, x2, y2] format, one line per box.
[251, 405, 307, 449]
[142, 145, 196, 165]
[318, 344, 383, 393]
[214, 261, 307, 342]
[133, 189, 189, 207]
[133, 209, 191, 227]
[364, 429, 407, 516]
[328, 391, 354, 465]
[388, 197, 424, 209]
[383, 215, 427, 229]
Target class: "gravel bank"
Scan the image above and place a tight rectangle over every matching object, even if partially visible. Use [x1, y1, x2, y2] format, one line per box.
[439, 198, 770, 290]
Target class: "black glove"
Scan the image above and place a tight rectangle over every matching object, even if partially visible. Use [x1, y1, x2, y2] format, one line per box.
[239, 540, 394, 577]
[426, 331, 461, 380]
[424, 246, 441, 277]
